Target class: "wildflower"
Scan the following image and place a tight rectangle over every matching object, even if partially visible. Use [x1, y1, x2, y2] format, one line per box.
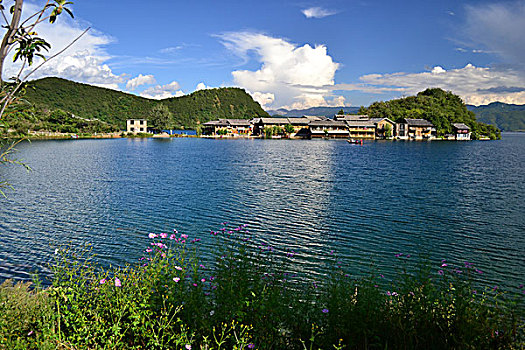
[322, 308, 329, 313]
[173, 229, 178, 233]
[161, 253, 166, 258]
[406, 254, 411, 258]
[181, 234, 188, 239]
[380, 274, 384, 278]
[475, 269, 483, 274]
[170, 234, 176, 240]
[392, 292, 398, 296]
[193, 283, 198, 287]
[210, 310, 215, 316]
[199, 264, 205, 268]
[148, 233, 157, 239]
[438, 270, 444, 275]
[100, 278, 106, 284]
[201, 278, 206, 282]
[493, 286, 498, 291]
[146, 248, 153, 253]
[247, 344, 255, 349]
[173, 277, 180, 283]
[28, 330, 33, 336]
[160, 233, 168, 239]
[185, 345, 192, 350]
[374, 284, 378, 288]
[395, 253, 403, 257]
[54, 248, 59, 255]
[441, 263, 448, 267]
[329, 250, 334, 255]
[115, 278, 122, 287]
[386, 291, 392, 296]
[175, 266, 183, 271]
[519, 284, 524, 289]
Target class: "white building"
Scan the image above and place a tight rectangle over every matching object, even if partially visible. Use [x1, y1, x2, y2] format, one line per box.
[127, 119, 148, 134]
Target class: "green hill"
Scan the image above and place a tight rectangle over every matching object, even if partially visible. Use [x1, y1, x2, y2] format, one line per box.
[360, 88, 501, 139]
[21, 77, 269, 129]
[467, 102, 525, 132]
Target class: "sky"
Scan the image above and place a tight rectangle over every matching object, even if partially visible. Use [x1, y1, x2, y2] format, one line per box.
[5, 0, 525, 110]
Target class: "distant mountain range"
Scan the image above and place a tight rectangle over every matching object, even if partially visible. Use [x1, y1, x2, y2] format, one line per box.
[467, 102, 525, 132]
[268, 103, 525, 132]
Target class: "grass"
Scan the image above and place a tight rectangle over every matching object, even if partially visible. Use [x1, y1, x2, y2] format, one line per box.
[0, 224, 523, 349]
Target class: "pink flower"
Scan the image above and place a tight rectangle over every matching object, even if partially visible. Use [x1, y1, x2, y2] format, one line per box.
[148, 233, 157, 239]
[181, 234, 188, 239]
[99, 278, 106, 284]
[173, 277, 180, 283]
[185, 345, 191, 350]
[170, 234, 176, 240]
[175, 266, 183, 271]
[201, 278, 206, 282]
[160, 233, 168, 239]
[146, 248, 153, 253]
[115, 278, 121, 287]
[161, 253, 166, 258]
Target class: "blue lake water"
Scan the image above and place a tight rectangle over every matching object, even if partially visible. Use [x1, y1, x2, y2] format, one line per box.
[1, 134, 524, 290]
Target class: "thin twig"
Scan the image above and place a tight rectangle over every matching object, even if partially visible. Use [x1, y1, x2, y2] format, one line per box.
[0, 27, 91, 118]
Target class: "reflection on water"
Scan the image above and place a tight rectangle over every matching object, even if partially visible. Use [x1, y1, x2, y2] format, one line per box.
[0, 135, 524, 290]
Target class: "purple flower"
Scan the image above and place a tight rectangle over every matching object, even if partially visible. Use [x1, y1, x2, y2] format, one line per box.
[441, 263, 448, 267]
[99, 278, 106, 284]
[322, 308, 329, 313]
[475, 269, 483, 274]
[201, 278, 206, 282]
[185, 345, 191, 350]
[395, 253, 403, 258]
[380, 274, 384, 278]
[247, 344, 255, 349]
[199, 264, 205, 268]
[518, 284, 524, 289]
[438, 270, 444, 275]
[27, 330, 33, 336]
[192, 283, 198, 287]
[115, 278, 122, 287]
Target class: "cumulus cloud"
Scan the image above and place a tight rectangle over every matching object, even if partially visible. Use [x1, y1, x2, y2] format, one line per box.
[464, 1, 525, 67]
[219, 32, 346, 109]
[357, 64, 525, 105]
[301, 7, 338, 19]
[2, 2, 125, 88]
[195, 82, 211, 91]
[140, 81, 184, 100]
[126, 74, 156, 90]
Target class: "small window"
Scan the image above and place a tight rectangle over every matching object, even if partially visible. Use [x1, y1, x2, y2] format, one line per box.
[140, 120, 144, 125]
[140, 128, 144, 132]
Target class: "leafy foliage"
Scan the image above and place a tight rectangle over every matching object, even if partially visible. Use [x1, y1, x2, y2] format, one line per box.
[22, 77, 269, 130]
[148, 104, 173, 131]
[1, 225, 523, 349]
[360, 88, 501, 139]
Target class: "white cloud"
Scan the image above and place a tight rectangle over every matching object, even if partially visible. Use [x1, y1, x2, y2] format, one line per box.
[3, 2, 124, 87]
[126, 74, 156, 90]
[250, 91, 275, 108]
[195, 82, 211, 91]
[357, 64, 525, 105]
[219, 32, 346, 109]
[140, 81, 184, 100]
[301, 7, 338, 19]
[464, 2, 525, 66]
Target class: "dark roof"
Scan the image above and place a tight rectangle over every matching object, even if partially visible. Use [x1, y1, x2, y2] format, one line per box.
[452, 123, 470, 130]
[287, 117, 310, 125]
[345, 120, 376, 127]
[258, 118, 290, 125]
[227, 119, 251, 127]
[334, 114, 369, 121]
[203, 120, 228, 127]
[402, 118, 434, 127]
[309, 120, 348, 127]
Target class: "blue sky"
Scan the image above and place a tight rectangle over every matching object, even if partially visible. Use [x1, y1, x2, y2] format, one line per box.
[8, 0, 525, 109]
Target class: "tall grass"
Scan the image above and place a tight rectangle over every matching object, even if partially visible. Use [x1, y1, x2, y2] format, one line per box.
[1, 224, 523, 349]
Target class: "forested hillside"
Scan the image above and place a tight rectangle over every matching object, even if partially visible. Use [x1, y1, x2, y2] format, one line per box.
[467, 102, 525, 132]
[359, 88, 501, 139]
[22, 77, 268, 129]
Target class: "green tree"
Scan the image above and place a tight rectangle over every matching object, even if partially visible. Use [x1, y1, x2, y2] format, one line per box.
[149, 104, 173, 131]
[384, 123, 392, 138]
[284, 124, 294, 135]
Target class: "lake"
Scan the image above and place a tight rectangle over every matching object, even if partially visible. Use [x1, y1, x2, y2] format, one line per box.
[1, 134, 524, 290]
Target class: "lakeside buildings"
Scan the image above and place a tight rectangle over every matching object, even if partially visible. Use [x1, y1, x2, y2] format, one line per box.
[202, 114, 449, 140]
